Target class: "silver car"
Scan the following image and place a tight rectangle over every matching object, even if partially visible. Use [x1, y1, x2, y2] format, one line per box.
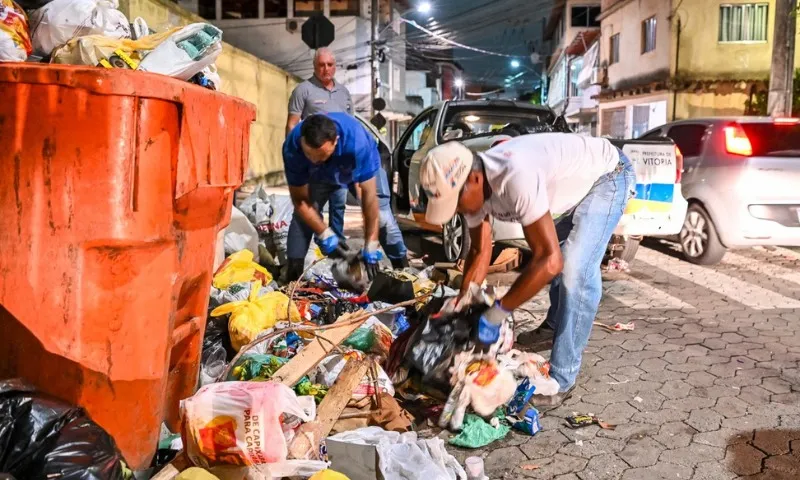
[640, 117, 800, 264]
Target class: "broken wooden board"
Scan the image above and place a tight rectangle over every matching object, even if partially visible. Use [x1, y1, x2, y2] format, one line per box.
[287, 358, 371, 460]
[271, 311, 368, 387]
[488, 248, 521, 273]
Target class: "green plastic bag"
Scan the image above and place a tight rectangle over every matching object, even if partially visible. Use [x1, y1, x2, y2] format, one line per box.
[448, 412, 510, 449]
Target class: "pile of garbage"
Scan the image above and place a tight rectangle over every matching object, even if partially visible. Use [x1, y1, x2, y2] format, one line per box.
[0, 0, 221, 89]
[144, 191, 570, 480]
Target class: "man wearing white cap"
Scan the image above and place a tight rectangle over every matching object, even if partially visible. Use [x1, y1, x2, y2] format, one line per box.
[419, 133, 636, 408]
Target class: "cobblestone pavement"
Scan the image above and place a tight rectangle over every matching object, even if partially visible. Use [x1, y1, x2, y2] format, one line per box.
[444, 242, 800, 480]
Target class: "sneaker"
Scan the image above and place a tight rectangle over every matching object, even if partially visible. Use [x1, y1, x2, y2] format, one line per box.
[516, 322, 555, 351]
[530, 385, 576, 412]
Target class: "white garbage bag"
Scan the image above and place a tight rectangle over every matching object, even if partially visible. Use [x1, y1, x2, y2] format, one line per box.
[182, 381, 316, 467]
[267, 194, 294, 264]
[137, 22, 222, 81]
[224, 206, 260, 262]
[29, 0, 130, 56]
[327, 427, 467, 480]
[0, 0, 32, 61]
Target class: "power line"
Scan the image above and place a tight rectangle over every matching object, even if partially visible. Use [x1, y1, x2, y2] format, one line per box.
[401, 18, 521, 58]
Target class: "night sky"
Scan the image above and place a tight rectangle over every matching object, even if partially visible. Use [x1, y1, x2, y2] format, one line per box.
[405, 0, 556, 93]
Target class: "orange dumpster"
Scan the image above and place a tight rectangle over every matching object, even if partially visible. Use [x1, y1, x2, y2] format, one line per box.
[0, 64, 256, 470]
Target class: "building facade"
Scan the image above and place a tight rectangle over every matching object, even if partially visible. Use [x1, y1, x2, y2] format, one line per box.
[181, 0, 415, 142]
[544, 0, 601, 133]
[595, 0, 800, 138]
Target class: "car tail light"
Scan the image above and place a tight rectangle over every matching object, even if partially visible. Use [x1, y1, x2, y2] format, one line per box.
[723, 124, 753, 156]
[674, 145, 683, 183]
[774, 117, 800, 125]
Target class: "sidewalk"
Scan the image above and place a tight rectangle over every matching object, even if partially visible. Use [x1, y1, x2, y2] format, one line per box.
[445, 247, 800, 480]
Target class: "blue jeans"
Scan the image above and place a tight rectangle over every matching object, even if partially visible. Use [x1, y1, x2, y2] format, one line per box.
[347, 169, 408, 263]
[547, 151, 636, 392]
[287, 182, 347, 260]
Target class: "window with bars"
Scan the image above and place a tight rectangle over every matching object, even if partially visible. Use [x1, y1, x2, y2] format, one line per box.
[719, 3, 769, 42]
[641, 16, 656, 53]
[609, 33, 620, 64]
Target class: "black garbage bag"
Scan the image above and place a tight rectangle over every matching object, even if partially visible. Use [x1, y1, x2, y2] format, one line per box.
[203, 315, 236, 362]
[367, 271, 415, 304]
[404, 303, 488, 381]
[0, 379, 126, 480]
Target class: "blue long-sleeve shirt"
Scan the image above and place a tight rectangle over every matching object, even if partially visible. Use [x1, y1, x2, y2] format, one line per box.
[283, 112, 380, 187]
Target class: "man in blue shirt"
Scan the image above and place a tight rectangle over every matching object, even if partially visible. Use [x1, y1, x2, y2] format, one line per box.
[283, 113, 382, 281]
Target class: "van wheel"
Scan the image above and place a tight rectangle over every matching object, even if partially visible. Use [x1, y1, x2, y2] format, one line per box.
[680, 204, 726, 265]
[615, 236, 641, 263]
[442, 214, 470, 262]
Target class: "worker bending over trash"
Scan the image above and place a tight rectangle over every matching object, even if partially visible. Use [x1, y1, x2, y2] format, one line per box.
[419, 133, 635, 409]
[283, 113, 383, 281]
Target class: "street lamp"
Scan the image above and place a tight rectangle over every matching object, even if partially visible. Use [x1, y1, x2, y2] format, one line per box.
[417, 2, 432, 14]
[510, 59, 521, 69]
[454, 78, 464, 100]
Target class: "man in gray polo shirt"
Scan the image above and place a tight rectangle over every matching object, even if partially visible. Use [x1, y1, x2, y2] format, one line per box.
[285, 47, 353, 243]
[286, 48, 353, 133]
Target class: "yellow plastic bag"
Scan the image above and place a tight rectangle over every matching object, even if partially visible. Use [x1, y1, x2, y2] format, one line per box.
[50, 28, 179, 67]
[211, 281, 301, 351]
[212, 250, 273, 290]
[310, 470, 350, 480]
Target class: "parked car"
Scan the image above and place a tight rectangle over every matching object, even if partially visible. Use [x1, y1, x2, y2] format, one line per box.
[388, 100, 687, 262]
[639, 117, 800, 265]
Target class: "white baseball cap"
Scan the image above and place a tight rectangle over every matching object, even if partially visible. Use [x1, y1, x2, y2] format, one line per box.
[419, 141, 474, 225]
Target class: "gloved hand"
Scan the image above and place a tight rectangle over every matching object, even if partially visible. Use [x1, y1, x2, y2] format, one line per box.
[476, 301, 511, 345]
[314, 228, 340, 256]
[361, 240, 383, 280]
[331, 241, 353, 260]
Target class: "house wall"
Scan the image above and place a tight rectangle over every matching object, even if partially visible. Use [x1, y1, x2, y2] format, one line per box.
[120, 0, 300, 184]
[675, 0, 800, 80]
[598, 0, 672, 90]
[596, 0, 800, 129]
[598, 92, 670, 138]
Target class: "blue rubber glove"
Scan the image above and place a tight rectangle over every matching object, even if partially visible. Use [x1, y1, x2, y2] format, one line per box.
[477, 301, 510, 345]
[362, 240, 383, 280]
[314, 228, 339, 256]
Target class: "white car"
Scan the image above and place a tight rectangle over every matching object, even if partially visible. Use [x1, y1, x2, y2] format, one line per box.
[640, 117, 800, 264]
[386, 100, 688, 262]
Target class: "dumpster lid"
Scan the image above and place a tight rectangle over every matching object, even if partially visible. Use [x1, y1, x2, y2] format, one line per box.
[0, 64, 255, 115]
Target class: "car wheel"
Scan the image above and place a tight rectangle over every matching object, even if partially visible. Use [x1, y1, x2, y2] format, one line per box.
[442, 214, 470, 262]
[680, 204, 726, 265]
[615, 236, 641, 263]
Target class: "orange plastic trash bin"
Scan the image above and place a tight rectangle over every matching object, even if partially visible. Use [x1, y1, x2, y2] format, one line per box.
[0, 64, 256, 470]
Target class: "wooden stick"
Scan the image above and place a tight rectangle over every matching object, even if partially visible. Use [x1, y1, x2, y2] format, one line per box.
[287, 359, 371, 460]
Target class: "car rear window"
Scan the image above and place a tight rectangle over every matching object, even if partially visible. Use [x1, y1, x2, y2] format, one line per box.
[440, 106, 558, 142]
[740, 123, 800, 157]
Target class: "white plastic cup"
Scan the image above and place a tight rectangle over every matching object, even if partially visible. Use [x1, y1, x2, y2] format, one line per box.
[465, 456, 487, 480]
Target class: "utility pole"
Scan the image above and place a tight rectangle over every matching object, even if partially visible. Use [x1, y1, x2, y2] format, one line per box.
[370, 0, 379, 119]
[767, 0, 797, 117]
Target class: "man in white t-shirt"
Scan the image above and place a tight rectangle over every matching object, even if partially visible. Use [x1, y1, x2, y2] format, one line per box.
[419, 133, 636, 409]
